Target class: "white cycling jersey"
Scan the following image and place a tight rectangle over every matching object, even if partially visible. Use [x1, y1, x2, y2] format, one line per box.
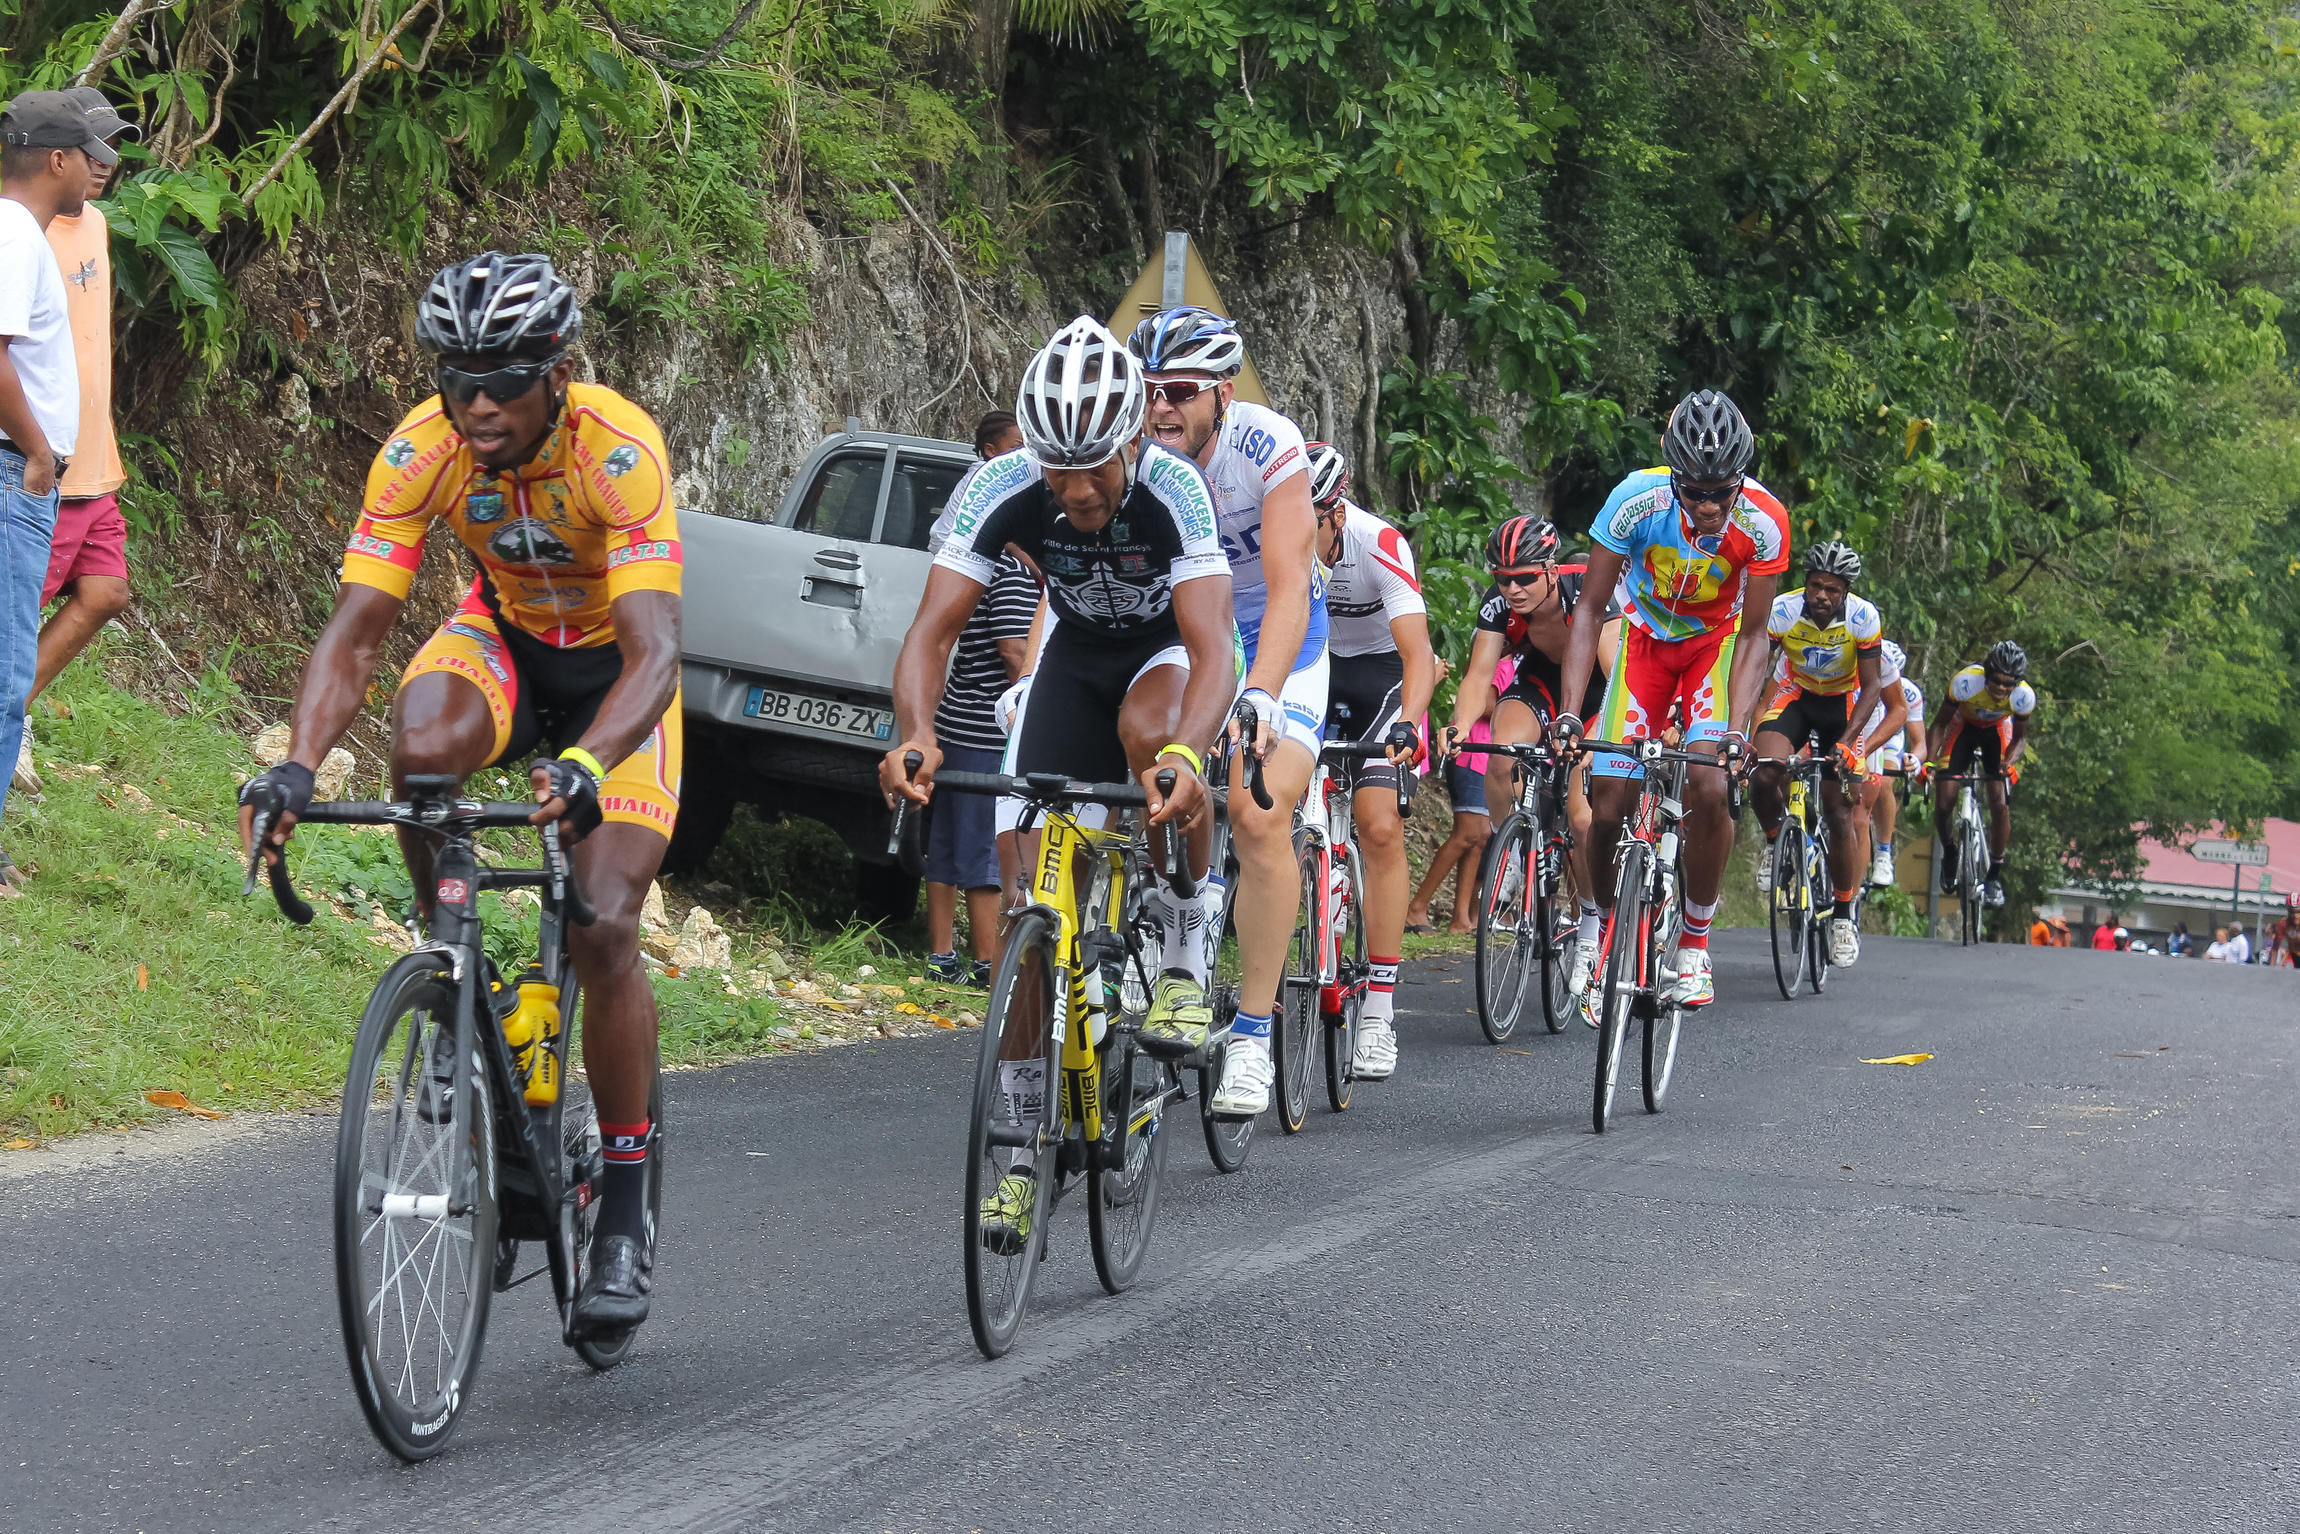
[1203, 398, 1327, 668]
[1865, 677, 1925, 771]
[1322, 500, 1425, 658]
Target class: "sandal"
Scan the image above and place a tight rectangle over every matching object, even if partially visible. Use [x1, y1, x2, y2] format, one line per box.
[0, 847, 24, 895]
[1405, 922, 1435, 935]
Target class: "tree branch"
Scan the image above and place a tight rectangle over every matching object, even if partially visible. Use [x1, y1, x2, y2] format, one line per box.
[581, 0, 804, 73]
[241, 0, 434, 204]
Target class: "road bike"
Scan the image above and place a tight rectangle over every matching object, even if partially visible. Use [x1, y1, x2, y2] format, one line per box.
[1753, 751, 1851, 999]
[1469, 739, 1579, 1041]
[1579, 738, 1697, 1133]
[1195, 728, 1264, 1172]
[243, 774, 657, 1461]
[894, 759, 1197, 1358]
[1273, 730, 1407, 1132]
[1937, 770, 2005, 947]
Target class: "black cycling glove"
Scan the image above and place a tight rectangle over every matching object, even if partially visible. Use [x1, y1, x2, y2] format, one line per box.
[238, 760, 315, 827]
[531, 755, 604, 838]
[1384, 720, 1419, 760]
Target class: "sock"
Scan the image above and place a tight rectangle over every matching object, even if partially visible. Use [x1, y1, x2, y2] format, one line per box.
[1366, 956, 1400, 1024]
[1198, 877, 1226, 979]
[999, 1060, 1045, 1172]
[1231, 1008, 1273, 1041]
[1680, 897, 1717, 951]
[1579, 898, 1601, 948]
[1987, 859, 2005, 879]
[1833, 890, 1856, 919]
[1159, 886, 1211, 987]
[598, 1119, 651, 1244]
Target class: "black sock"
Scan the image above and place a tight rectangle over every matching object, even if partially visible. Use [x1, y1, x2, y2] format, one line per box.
[598, 1119, 651, 1245]
[1987, 860, 2005, 880]
[1833, 899, 1854, 920]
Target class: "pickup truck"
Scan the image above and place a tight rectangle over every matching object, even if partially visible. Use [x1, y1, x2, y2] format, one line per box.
[672, 424, 977, 922]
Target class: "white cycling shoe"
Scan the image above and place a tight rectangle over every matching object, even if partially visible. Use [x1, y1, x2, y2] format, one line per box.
[1670, 947, 1715, 1007]
[1351, 1016, 1398, 1081]
[1829, 916, 1862, 968]
[1869, 845, 1896, 888]
[1211, 1033, 1274, 1116]
[1570, 943, 1600, 1028]
[1754, 844, 1775, 896]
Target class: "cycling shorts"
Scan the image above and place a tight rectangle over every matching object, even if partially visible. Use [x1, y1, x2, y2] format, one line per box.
[1328, 649, 1415, 800]
[1757, 679, 1858, 752]
[1008, 623, 1189, 788]
[1592, 623, 1736, 780]
[1935, 715, 2011, 778]
[1237, 642, 1328, 761]
[403, 580, 682, 838]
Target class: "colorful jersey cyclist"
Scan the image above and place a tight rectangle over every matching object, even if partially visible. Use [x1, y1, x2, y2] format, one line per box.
[1756, 573, 1883, 758]
[1927, 639, 2037, 909]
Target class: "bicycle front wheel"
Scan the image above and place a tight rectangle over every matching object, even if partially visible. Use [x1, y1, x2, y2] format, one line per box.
[1768, 822, 1807, 999]
[1473, 813, 1537, 1043]
[335, 955, 498, 1462]
[1644, 868, 1683, 1114]
[1593, 843, 1646, 1134]
[1325, 842, 1368, 1113]
[1273, 833, 1319, 1135]
[964, 909, 1062, 1359]
[1807, 825, 1833, 994]
[1088, 1042, 1172, 1294]
[1961, 816, 1987, 946]
[1199, 849, 1254, 1173]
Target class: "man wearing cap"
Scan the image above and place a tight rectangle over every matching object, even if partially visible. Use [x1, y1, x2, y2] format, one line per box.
[0, 88, 126, 891]
[17, 88, 137, 801]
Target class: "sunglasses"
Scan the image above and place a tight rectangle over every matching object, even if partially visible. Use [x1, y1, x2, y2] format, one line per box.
[1494, 567, 1553, 588]
[1672, 475, 1741, 508]
[1147, 379, 1215, 406]
[438, 358, 557, 406]
[1985, 672, 2019, 691]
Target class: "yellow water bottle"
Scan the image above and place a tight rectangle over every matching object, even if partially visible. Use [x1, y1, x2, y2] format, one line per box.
[502, 967, 564, 1107]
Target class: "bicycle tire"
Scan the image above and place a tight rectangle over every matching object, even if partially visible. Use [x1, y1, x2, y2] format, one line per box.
[1768, 820, 1807, 999]
[1199, 848, 1254, 1173]
[1273, 832, 1319, 1135]
[1643, 861, 1683, 1114]
[1088, 1040, 1171, 1294]
[1325, 841, 1367, 1113]
[1593, 842, 1645, 1134]
[1807, 821, 1832, 994]
[1537, 838, 1573, 1035]
[1962, 812, 1988, 946]
[334, 954, 498, 1462]
[572, 1068, 662, 1372]
[964, 909, 1062, 1359]
[1472, 813, 1536, 1043]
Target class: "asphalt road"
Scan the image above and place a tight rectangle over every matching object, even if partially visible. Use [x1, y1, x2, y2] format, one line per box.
[7, 932, 2297, 1532]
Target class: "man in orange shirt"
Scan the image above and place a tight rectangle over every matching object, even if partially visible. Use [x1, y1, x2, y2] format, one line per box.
[15, 88, 135, 797]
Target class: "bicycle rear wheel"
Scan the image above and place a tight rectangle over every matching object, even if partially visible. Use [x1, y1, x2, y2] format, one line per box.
[334, 955, 498, 1462]
[1199, 847, 1254, 1173]
[1593, 843, 1646, 1134]
[1768, 821, 1808, 999]
[1325, 842, 1367, 1113]
[1273, 833, 1319, 1135]
[1088, 1041, 1172, 1294]
[964, 910, 1062, 1359]
[1538, 841, 1574, 1034]
[1473, 813, 1537, 1043]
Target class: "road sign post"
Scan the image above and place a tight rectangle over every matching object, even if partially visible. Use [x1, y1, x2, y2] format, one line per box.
[2189, 837, 2268, 926]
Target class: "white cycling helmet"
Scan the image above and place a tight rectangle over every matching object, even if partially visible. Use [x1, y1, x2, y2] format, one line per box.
[1306, 441, 1349, 507]
[1881, 639, 1906, 678]
[1127, 305, 1246, 377]
[1015, 316, 1146, 469]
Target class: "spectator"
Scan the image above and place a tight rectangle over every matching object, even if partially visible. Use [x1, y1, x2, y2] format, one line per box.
[2113, 926, 2131, 952]
[2207, 925, 2232, 961]
[921, 411, 1033, 984]
[2167, 921, 2192, 957]
[2047, 915, 2070, 946]
[2224, 924, 2251, 965]
[2264, 899, 2298, 968]
[2091, 919, 2117, 951]
[1407, 654, 1495, 935]
[19, 86, 134, 793]
[2030, 916, 2051, 946]
[0, 90, 123, 895]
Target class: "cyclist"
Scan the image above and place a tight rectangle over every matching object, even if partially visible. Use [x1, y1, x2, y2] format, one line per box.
[882, 317, 1235, 1250]
[1860, 640, 1925, 888]
[1551, 390, 1791, 1011]
[1129, 306, 1325, 1116]
[1306, 441, 1433, 1079]
[1926, 639, 2035, 908]
[1442, 514, 1623, 1000]
[237, 254, 681, 1335]
[1748, 541, 1892, 968]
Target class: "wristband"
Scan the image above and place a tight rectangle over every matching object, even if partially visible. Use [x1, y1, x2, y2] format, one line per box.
[1157, 742, 1203, 776]
[559, 746, 607, 784]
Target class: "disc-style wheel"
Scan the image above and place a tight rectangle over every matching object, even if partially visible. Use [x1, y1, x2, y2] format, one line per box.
[1088, 1042, 1171, 1294]
[1592, 844, 1646, 1135]
[1473, 814, 1537, 1043]
[963, 910, 1062, 1359]
[1273, 835, 1320, 1135]
[1325, 843, 1368, 1113]
[1768, 821, 1808, 999]
[334, 955, 498, 1462]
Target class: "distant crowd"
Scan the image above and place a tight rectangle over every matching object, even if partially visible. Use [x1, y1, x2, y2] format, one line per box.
[2031, 902, 2299, 966]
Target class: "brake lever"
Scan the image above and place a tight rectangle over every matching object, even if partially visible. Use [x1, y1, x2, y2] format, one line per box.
[1233, 705, 1274, 811]
[886, 749, 925, 856]
[542, 821, 596, 927]
[242, 807, 316, 925]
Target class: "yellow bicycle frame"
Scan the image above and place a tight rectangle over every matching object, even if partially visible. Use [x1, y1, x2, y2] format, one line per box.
[1018, 813, 1139, 1149]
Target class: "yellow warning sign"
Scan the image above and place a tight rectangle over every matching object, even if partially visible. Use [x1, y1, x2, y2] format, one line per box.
[1107, 232, 1270, 407]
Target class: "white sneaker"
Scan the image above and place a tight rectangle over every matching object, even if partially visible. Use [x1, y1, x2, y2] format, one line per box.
[1351, 1016, 1398, 1081]
[1829, 916, 1861, 967]
[1211, 1033, 1273, 1115]
[1754, 844, 1774, 896]
[1568, 940, 1598, 1001]
[1870, 845, 1896, 888]
[12, 726, 39, 797]
[1670, 947, 1714, 1007]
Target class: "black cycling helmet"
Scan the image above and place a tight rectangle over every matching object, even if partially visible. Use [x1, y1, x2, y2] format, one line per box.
[1985, 640, 2029, 680]
[1486, 515, 1560, 570]
[417, 252, 582, 359]
[1803, 540, 1862, 583]
[1662, 389, 1755, 480]
[1126, 305, 1245, 376]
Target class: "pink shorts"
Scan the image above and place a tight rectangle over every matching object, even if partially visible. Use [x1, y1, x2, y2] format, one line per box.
[42, 492, 129, 605]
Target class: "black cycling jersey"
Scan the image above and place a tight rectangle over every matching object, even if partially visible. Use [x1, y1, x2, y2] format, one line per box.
[934, 443, 1228, 644]
[1474, 559, 1618, 716]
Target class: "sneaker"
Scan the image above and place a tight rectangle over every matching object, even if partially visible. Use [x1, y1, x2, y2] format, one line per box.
[1352, 1016, 1398, 1081]
[571, 1226, 655, 1337]
[1829, 916, 1861, 967]
[1569, 941, 1598, 1007]
[925, 951, 968, 983]
[1579, 966, 1605, 1029]
[1984, 875, 2006, 909]
[1210, 1033, 1273, 1116]
[969, 959, 992, 988]
[977, 1169, 1036, 1256]
[1869, 845, 1896, 887]
[1670, 947, 1715, 1007]
[1139, 972, 1213, 1057]
[11, 728, 38, 797]
[1754, 844, 1775, 896]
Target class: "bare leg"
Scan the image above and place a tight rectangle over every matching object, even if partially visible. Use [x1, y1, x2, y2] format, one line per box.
[388, 673, 497, 924]
[1228, 737, 1314, 1017]
[29, 576, 130, 702]
[1354, 780, 1407, 961]
[965, 886, 1002, 961]
[568, 823, 669, 1127]
[926, 880, 959, 953]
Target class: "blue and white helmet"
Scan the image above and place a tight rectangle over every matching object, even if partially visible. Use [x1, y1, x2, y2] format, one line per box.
[1127, 305, 1245, 376]
[1014, 316, 1146, 469]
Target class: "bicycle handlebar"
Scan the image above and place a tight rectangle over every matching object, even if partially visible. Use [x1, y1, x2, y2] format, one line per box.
[243, 797, 596, 928]
[1318, 737, 1416, 818]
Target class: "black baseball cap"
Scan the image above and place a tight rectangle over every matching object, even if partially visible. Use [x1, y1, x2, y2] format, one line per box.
[2, 88, 139, 167]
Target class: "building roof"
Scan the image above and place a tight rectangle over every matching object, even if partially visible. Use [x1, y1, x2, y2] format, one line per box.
[2134, 819, 2299, 897]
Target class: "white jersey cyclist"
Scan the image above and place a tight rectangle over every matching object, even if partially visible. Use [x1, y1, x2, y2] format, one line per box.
[1323, 500, 1426, 658]
[1204, 398, 1331, 753]
[1858, 643, 1922, 773]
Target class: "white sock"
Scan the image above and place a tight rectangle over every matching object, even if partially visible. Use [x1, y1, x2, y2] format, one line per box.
[1195, 877, 1224, 982]
[1578, 899, 1601, 948]
[1000, 1059, 1045, 1172]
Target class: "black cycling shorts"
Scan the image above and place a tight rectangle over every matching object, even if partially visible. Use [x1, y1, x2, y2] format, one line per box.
[1936, 716, 2008, 777]
[1757, 683, 1857, 752]
[1011, 624, 1187, 786]
[1328, 649, 1415, 799]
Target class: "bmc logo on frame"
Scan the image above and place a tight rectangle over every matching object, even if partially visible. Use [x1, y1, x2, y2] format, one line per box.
[436, 878, 469, 905]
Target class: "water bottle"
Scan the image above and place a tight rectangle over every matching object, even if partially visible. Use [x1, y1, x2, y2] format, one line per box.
[504, 968, 563, 1107]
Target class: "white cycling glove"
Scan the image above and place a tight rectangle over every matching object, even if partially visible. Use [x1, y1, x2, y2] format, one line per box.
[1237, 687, 1283, 752]
[995, 675, 1032, 738]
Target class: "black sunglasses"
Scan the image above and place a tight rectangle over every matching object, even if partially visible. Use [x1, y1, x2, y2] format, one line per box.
[1147, 379, 1214, 406]
[1985, 671, 2020, 690]
[438, 358, 557, 406]
[1494, 567, 1553, 588]
[1672, 474, 1741, 508]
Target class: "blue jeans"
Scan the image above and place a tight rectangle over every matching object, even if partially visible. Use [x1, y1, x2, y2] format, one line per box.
[0, 449, 60, 830]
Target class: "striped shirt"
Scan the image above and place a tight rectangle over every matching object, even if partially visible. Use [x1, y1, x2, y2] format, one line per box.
[936, 553, 1040, 750]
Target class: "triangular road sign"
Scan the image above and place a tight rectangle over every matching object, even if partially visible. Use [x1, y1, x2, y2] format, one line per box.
[1108, 231, 1270, 406]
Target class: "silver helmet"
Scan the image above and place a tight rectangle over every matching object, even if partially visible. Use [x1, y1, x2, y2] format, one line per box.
[1015, 317, 1146, 469]
[416, 251, 581, 358]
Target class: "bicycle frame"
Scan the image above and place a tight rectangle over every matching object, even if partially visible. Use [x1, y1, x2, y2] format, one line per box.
[1584, 738, 1695, 1010]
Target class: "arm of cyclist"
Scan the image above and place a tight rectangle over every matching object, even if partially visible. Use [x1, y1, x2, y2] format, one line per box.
[1444, 627, 1507, 759]
[882, 566, 988, 806]
[1144, 573, 1238, 828]
[1837, 643, 1886, 773]
[530, 589, 680, 834]
[238, 582, 404, 855]
[1239, 473, 1315, 758]
[2004, 714, 2030, 779]
[1724, 569, 1782, 759]
[1389, 611, 1437, 765]
[1867, 674, 1911, 764]
[1554, 546, 1628, 749]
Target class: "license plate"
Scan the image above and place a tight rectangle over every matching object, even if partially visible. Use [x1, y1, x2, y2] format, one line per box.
[744, 685, 893, 741]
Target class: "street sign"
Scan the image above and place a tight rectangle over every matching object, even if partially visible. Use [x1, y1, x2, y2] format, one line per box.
[2191, 838, 2269, 866]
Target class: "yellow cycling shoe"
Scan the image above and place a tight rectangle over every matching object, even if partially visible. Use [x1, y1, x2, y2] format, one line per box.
[1139, 972, 1213, 1057]
[978, 1169, 1036, 1256]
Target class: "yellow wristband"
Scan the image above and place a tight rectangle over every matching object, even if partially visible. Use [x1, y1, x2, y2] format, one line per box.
[559, 747, 607, 783]
[1157, 742, 1203, 776]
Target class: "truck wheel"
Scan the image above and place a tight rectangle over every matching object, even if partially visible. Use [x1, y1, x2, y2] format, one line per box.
[661, 751, 738, 877]
[854, 860, 919, 927]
